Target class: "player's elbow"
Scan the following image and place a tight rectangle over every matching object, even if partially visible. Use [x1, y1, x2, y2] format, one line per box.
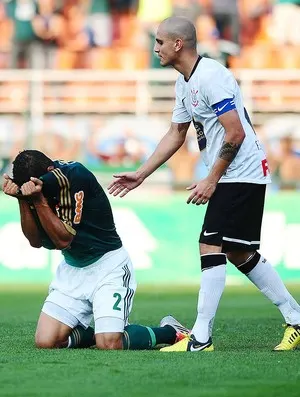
[238, 129, 246, 143]
[29, 239, 43, 248]
[226, 128, 245, 145]
[55, 240, 71, 250]
[55, 235, 73, 250]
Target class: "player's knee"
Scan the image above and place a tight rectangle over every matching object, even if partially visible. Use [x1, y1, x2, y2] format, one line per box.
[227, 251, 246, 266]
[35, 334, 58, 349]
[228, 251, 260, 274]
[200, 244, 226, 271]
[95, 333, 123, 350]
[35, 331, 67, 349]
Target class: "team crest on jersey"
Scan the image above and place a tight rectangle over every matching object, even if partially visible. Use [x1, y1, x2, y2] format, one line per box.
[191, 89, 199, 107]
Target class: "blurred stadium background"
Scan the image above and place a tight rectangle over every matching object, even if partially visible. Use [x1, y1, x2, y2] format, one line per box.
[0, 0, 300, 285]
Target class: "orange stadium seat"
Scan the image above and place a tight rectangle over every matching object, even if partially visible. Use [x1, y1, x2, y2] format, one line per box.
[55, 49, 90, 69]
[230, 45, 280, 69]
[278, 46, 300, 69]
[90, 48, 119, 70]
[90, 47, 149, 70]
[115, 47, 149, 70]
[55, 49, 77, 69]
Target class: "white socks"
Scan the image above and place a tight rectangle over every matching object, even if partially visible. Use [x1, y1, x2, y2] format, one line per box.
[247, 256, 300, 325]
[192, 264, 226, 343]
[191, 253, 300, 344]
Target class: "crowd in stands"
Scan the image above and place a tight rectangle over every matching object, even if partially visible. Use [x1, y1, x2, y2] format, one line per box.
[0, 0, 299, 70]
[0, 0, 300, 190]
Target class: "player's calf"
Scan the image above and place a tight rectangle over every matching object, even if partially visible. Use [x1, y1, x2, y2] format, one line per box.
[229, 250, 300, 339]
[94, 318, 177, 350]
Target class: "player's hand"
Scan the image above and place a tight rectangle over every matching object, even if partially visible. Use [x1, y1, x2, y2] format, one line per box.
[21, 177, 44, 199]
[107, 171, 144, 198]
[186, 178, 217, 205]
[2, 174, 21, 197]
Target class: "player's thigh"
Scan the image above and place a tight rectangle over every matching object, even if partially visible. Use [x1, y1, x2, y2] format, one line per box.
[35, 312, 72, 349]
[46, 259, 94, 330]
[38, 289, 93, 348]
[199, 183, 234, 248]
[222, 184, 266, 252]
[93, 256, 136, 336]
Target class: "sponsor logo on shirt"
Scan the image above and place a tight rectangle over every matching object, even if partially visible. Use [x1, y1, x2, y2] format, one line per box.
[74, 191, 84, 224]
[193, 119, 206, 151]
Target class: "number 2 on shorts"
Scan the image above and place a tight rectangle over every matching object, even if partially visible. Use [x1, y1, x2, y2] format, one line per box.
[113, 292, 122, 311]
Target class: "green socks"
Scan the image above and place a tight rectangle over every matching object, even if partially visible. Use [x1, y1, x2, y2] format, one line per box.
[68, 326, 95, 348]
[122, 324, 176, 350]
[67, 324, 177, 350]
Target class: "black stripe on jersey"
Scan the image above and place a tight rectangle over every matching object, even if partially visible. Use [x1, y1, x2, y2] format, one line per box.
[122, 265, 130, 321]
[123, 264, 133, 323]
[244, 107, 256, 134]
[126, 288, 134, 322]
[185, 56, 202, 82]
[52, 168, 73, 227]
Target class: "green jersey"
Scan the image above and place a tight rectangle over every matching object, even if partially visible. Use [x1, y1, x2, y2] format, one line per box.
[5, 0, 37, 42]
[32, 160, 122, 267]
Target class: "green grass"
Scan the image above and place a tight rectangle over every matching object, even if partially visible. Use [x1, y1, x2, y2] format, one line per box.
[0, 285, 300, 397]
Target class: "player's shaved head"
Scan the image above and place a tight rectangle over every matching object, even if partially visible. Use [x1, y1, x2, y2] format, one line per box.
[159, 16, 197, 49]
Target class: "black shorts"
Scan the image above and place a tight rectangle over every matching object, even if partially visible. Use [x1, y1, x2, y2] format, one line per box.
[199, 183, 266, 252]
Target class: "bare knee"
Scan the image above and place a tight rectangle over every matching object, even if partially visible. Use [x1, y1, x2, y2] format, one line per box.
[35, 327, 69, 349]
[95, 333, 123, 350]
[35, 334, 60, 349]
[35, 312, 72, 349]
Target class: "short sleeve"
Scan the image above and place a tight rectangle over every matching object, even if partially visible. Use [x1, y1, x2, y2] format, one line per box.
[202, 69, 236, 108]
[40, 164, 91, 235]
[172, 77, 192, 123]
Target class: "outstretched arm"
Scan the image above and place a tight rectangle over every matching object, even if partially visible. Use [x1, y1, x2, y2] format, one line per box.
[137, 121, 191, 179]
[108, 121, 190, 197]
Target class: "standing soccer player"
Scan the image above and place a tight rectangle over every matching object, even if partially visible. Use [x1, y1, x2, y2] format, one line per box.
[2, 150, 189, 350]
[108, 16, 300, 351]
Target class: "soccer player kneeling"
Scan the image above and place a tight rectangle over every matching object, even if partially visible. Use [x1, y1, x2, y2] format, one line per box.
[2, 150, 189, 350]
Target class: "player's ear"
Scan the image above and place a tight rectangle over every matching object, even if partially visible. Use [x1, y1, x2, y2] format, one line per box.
[174, 38, 183, 52]
[47, 165, 54, 172]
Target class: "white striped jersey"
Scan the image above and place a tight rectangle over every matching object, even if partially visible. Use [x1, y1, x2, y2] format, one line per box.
[172, 57, 271, 184]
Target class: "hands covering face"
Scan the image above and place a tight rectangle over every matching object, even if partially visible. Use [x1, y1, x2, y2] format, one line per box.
[2, 174, 43, 199]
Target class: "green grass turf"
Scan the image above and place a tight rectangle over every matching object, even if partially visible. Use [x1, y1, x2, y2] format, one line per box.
[0, 285, 300, 397]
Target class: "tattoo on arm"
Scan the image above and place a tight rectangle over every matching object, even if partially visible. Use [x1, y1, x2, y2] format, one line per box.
[219, 141, 241, 162]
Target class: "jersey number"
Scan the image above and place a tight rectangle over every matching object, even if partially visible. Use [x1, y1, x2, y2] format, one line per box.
[74, 191, 84, 224]
[113, 293, 122, 311]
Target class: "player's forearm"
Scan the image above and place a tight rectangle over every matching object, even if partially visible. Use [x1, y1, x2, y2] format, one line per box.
[208, 130, 245, 184]
[33, 196, 73, 250]
[137, 129, 185, 179]
[18, 200, 42, 248]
